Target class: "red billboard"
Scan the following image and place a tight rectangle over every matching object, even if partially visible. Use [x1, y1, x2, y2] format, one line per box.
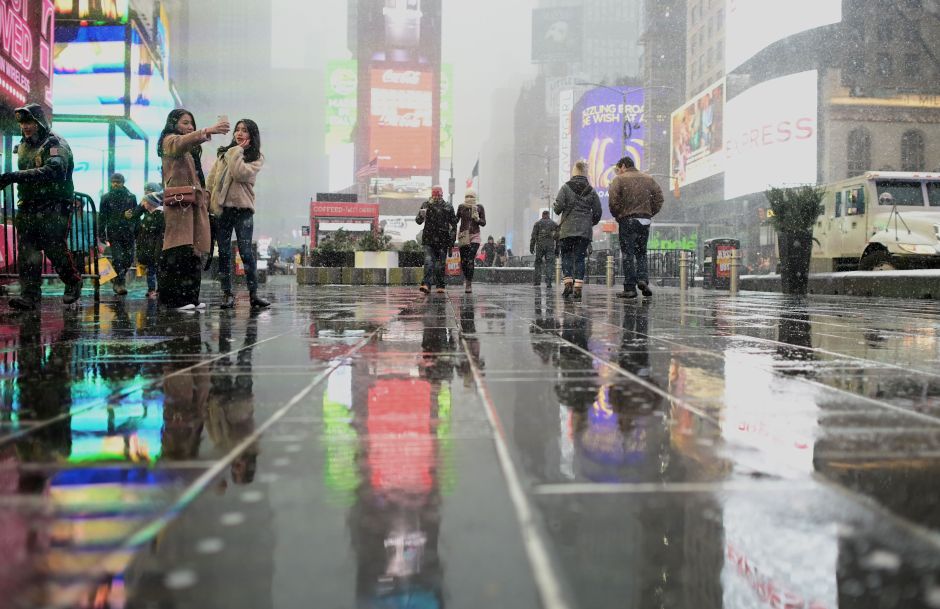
[369, 67, 433, 172]
[0, 0, 55, 120]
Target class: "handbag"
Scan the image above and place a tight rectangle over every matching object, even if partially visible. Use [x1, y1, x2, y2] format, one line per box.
[164, 186, 197, 209]
[458, 229, 472, 247]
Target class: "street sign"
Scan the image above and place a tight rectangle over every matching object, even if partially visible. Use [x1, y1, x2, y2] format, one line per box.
[301, 226, 311, 236]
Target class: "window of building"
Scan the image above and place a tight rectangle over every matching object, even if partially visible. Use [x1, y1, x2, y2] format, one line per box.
[901, 130, 926, 172]
[847, 128, 871, 178]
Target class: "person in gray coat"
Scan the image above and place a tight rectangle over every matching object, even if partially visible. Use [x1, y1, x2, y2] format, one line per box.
[553, 160, 602, 300]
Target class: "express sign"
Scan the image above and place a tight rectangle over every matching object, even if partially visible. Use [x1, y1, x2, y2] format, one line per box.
[0, 0, 54, 117]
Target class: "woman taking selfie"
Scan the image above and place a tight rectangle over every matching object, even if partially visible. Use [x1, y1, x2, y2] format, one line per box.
[158, 109, 229, 310]
[207, 119, 269, 309]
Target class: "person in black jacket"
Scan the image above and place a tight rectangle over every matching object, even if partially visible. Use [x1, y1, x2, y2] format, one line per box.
[530, 210, 558, 288]
[415, 186, 457, 294]
[133, 183, 165, 300]
[0, 104, 83, 311]
[99, 173, 139, 295]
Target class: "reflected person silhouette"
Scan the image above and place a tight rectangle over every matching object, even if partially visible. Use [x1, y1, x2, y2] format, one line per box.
[531, 292, 559, 365]
[776, 311, 816, 377]
[208, 310, 261, 484]
[161, 316, 210, 461]
[456, 295, 484, 387]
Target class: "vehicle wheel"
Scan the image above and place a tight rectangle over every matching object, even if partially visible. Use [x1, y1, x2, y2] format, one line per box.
[858, 250, 897, 271]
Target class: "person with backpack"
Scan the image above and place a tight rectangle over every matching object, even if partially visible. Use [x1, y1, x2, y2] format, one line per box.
[529, 210, 558, 289]
[553, 160, 602, 300]
[415, 186, 457, 294]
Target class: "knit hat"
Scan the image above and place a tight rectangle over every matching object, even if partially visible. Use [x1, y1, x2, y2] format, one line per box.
[110, 173, 126, 183]
[465, 189, 477, 201]
[144, 182, 161, 194]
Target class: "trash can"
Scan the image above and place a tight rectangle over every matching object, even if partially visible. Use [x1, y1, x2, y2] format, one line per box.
[703, 238, 740, 290]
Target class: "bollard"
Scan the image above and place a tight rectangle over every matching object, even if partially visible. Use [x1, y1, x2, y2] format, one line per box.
[730, 249, 740, 295]
[606, 254, 614, 288]
[555, 256, 562, 286]
[679, 251, 689, 293]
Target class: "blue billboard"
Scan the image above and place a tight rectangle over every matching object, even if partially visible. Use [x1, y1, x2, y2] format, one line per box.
[571, 87, 645, 219]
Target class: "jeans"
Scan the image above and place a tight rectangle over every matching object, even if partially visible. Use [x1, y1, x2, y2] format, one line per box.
[217, 208, 258, 294]
[533, 245, 555, 285]
[559, 237, 590, 281]
[618, 218, 651, 290]
[459, 243, 479, 281]
[146, 264, 159, 291]
[423, 245, 448, 288]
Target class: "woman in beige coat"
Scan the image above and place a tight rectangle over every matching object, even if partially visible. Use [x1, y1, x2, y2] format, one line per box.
[157, 109, 229, 310]
[206, 119, 269, 309]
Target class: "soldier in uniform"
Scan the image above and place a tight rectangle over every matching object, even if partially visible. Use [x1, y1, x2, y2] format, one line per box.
[0, 104, 83, 311]
[529, 209, 558, 288]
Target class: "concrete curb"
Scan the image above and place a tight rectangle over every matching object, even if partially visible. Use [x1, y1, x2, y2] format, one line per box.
[740, 273, 940, 299]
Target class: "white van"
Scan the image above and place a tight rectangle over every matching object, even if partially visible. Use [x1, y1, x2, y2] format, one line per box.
[812, 172, 940, 272]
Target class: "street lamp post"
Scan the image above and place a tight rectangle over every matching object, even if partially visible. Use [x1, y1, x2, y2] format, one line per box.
[574, 83, 676, 160]
[522, 152, 558, 220]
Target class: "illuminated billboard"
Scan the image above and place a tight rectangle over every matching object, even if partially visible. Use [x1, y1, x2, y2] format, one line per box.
[53, 25, 126, 116]
[440, 64, 453, 159]
[725, 0, 841, 72]
[54, 0, 129, 23]
[326, 59, 358, 153]
[532, 6, 582, 63]
[369, 67, 434, 172]
[0, 0, 55, 120]
[670, 79, 725, 189]
[572, 86, 645, 217]
[724, 70, 819, 200]
[361, 0, 442, 65]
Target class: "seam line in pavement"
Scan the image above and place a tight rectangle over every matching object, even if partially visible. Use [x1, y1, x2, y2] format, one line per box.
[448, 295, 574, 609]
[534, 480, 820, 495]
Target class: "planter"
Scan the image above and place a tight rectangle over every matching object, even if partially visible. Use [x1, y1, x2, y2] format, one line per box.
[777, 231, 813, 295]
[310, 251, 355, 268]
[398, 251, 425, 268]
[355, 251, 399, 269]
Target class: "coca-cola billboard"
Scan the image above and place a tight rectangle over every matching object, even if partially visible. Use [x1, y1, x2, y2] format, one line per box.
[0, 0, 55, 121]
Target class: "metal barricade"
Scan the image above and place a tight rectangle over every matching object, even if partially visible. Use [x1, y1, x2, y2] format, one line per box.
[590, 249, 697, 288]
[1, 189, 101, 302]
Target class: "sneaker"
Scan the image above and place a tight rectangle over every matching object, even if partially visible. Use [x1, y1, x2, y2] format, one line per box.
[221, 293, 236, 309]
[637, 281, 653, 298]
[617, 290, 639, 299]
[9, 296, 38, 311]
[63, 281, 83, 305]
[176, 303, 196, 311]
[250, 294, 271, 309]
[419, 285, 430, 294]
[195, 302, 207, 310]
[562, 283, 573, 298]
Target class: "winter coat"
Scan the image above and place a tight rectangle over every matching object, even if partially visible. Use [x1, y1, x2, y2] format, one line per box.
[553, 175, 602, 241]
[457, 201, 487, 244]
[100, 187, 139, 242]
[608, 167, 664, 220]
[9, 103, 75, 207]
[415, 198, 457, 249]
[135, 206, 165, 266]
[530, 217, 558, 253]
[206, 146, 264, 215]
[161, 131, 212, 254]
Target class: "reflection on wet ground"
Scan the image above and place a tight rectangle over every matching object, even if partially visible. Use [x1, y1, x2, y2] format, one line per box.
[3, 280, 940, 608]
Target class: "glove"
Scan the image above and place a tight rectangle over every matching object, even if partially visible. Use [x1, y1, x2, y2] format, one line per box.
[472, 213, 480, 223]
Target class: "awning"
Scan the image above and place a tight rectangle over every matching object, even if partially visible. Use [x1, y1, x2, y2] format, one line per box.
[318, 222, 373, 232]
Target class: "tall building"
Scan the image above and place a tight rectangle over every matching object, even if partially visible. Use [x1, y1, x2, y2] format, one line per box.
[685, 0, 725, 97]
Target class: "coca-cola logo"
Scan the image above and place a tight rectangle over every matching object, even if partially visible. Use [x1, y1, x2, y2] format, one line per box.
[383, 70, 421, 85]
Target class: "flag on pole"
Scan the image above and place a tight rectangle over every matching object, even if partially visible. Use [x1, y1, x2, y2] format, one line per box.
[466, 159, 479, 189]
[356, 156, 379, 179]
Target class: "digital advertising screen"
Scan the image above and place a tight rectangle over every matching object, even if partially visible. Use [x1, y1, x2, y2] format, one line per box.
[670, 79, 725, 189]
[439, 63, 453, 159]
[54, 0, 129, 24]
[369, 67, 434, 173]
[571, 86, 645, 218]
[531, 6, 582, 63]
[53, 24, 127, 116]
[725, 0, 842, 72]
[326, 59, 358, 154]
[0, 0, 55, 120]
[724, 70, 819, 200]
[362, 0, 442, 65]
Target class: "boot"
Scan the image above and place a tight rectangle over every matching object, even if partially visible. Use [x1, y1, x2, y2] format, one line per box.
[249, 292, 271, 309]
[464, 280, 472, 294]
[221, 293, 236, 309]
[637, 281, 653, 298]
[573, 280, 584, 301]
[63, 281, 83, 305]
[562, 278, 573, 298]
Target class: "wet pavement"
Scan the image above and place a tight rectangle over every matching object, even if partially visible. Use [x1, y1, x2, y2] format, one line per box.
[3, 278, 940, 608]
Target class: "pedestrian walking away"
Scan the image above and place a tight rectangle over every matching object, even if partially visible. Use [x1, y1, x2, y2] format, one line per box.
[206, 119, 270, 310]
[133, 183, 165, 300]
[553, 160, 602, 300]
[608, 156, 664, 299]
[456, 189, 486, 293]
[482, 235, 497, 267]
[0, 103, 83, 311]
[415, 185, 457, 295]
[99, 172, 139, 296]
[495, 237, 508, 267]
[157, 109, 230, 311]
[530, 209, 558, 288]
